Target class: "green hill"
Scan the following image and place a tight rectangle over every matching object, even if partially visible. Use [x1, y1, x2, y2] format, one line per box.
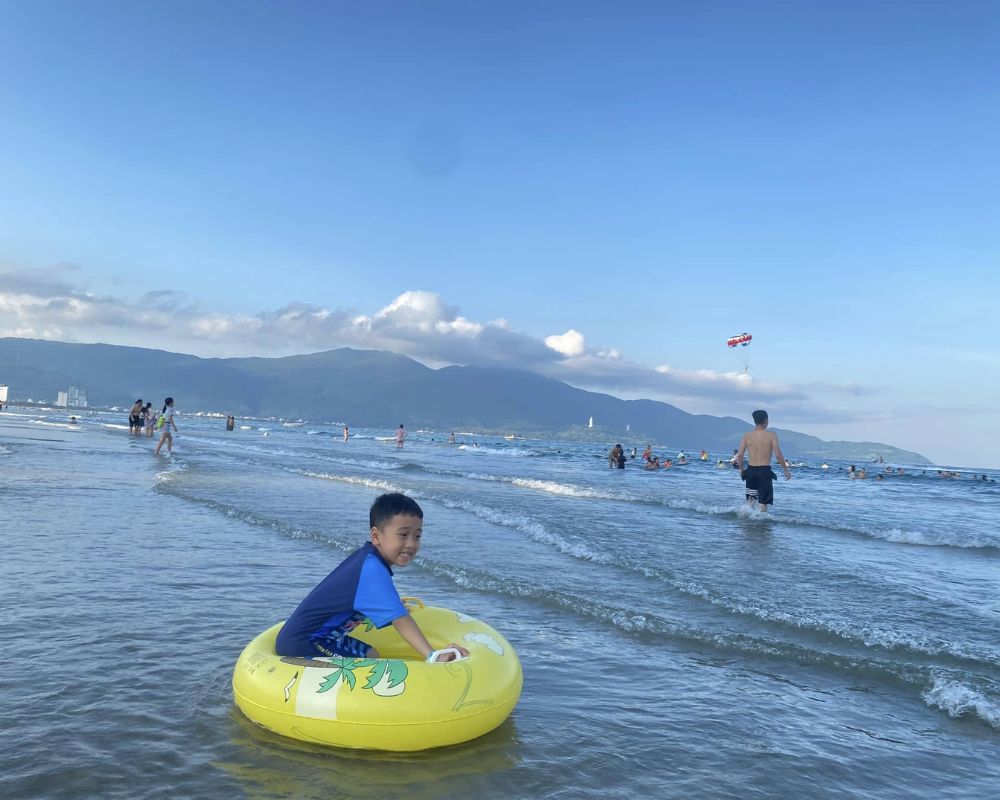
[0, 337, 930, 463]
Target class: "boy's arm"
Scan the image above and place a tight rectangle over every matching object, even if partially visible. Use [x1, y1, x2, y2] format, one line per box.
[392, 614, 469, 662]
[392, 614, 433, 658]
[772, 434, 791, 479]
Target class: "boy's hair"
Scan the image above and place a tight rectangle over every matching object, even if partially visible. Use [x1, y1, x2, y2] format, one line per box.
[752, 409, 768, 425]
[370, 493, 423, 529]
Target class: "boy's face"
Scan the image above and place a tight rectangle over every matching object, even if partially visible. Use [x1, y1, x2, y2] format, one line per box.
[370, 513, 422, 567]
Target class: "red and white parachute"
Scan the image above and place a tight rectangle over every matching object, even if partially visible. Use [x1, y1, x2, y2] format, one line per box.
[727, 332, 752, 348]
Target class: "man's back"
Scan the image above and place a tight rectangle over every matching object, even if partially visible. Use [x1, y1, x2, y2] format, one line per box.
[744, 429, 776, 466]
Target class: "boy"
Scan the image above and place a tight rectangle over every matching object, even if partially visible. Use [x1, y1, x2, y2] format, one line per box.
[275, 493, 469, 663]
[734, 409, 791, 512]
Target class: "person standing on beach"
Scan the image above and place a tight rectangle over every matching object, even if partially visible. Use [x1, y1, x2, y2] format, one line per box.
[734, 409, 791, 512]
[396, 424, 406, 448]
[154, 397, 178, 455]
[129, 399, 143, 436]
[343, 425, 349, 442]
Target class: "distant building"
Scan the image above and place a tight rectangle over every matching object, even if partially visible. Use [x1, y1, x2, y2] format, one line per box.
[57, 387, 88, 407]
[0, 384, 8, 403]
[67, 386, 88, 408]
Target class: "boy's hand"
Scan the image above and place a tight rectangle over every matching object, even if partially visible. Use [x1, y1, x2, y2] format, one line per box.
[431, 643, 470, 662]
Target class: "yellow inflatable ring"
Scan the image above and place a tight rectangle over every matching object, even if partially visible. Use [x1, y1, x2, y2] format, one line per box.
[232, 598, 523, 751]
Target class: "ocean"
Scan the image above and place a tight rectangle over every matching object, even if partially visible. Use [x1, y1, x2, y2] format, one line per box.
[2, 408, 998, 799]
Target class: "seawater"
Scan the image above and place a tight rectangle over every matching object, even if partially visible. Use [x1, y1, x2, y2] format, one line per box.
[1, 410, 998, 800]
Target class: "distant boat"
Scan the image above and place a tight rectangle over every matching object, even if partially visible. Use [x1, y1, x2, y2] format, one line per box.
[588, 416, 594, 428]
[282, 421, 306, 427]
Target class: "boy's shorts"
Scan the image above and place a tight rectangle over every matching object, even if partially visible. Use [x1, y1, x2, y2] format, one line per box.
[744, 465, 776, 505]
[309, 630, 370, 659]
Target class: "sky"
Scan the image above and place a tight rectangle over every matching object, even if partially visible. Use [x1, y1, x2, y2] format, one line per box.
[0, 1, 997, 467]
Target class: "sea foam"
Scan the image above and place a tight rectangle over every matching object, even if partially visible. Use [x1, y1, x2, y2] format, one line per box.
[922, 674, 1000, 730]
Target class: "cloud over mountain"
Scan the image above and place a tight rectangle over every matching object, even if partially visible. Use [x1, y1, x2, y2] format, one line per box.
[0, 265, 871, 420]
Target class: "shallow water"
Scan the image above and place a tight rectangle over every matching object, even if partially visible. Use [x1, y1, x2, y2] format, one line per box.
[2, 410, 998, 799]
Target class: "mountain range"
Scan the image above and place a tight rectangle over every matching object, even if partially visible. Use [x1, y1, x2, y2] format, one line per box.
[0, 337, 929, 463]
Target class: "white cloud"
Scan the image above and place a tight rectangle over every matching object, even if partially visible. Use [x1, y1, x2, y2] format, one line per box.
[544, 329, 586, 357]
[0, 264, 863, 417]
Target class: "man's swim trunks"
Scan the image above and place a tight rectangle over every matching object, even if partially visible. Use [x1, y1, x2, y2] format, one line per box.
[744, 465, 775, 505]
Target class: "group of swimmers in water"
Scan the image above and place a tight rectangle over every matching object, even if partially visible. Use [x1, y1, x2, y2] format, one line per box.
[605, 443, 703, 470]
[127, 397, 177, 455]
[606, 440, 993, 485]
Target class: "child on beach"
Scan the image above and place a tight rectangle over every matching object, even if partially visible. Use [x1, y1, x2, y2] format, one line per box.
[396, 424, 406, 448]
[153, 397, 177, 455]
[734, 409, 791, 512]
[275, 493, 470, 663]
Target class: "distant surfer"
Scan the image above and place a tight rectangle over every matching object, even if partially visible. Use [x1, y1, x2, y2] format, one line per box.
[734, 409, 791, 512]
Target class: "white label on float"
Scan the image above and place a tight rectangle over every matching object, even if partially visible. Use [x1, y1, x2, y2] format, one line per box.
[464, 632, 504, 655]
[295, 668, 340, 720]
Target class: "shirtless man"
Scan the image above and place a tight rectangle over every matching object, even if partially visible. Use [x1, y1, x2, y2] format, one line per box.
[734, 409, 791, 512]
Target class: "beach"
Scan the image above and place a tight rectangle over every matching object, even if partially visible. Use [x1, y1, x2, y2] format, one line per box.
[2, 409, 998, 800]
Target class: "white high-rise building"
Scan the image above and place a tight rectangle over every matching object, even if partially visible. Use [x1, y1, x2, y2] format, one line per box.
[57, 391, 69, 407]
[0, 384, 8, 403]
[67, 386, 88, 408]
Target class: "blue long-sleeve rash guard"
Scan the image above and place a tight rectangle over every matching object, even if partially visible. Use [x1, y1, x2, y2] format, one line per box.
[275, 542, 408, 658]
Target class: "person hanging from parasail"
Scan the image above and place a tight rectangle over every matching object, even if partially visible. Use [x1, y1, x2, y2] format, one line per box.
[727, 332, 752, 372]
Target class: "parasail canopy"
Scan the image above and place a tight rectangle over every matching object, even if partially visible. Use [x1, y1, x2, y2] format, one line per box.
[727, 332, 752, 348]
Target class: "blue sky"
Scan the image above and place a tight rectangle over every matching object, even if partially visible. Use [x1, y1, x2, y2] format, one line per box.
[1, 1, 997, 466]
